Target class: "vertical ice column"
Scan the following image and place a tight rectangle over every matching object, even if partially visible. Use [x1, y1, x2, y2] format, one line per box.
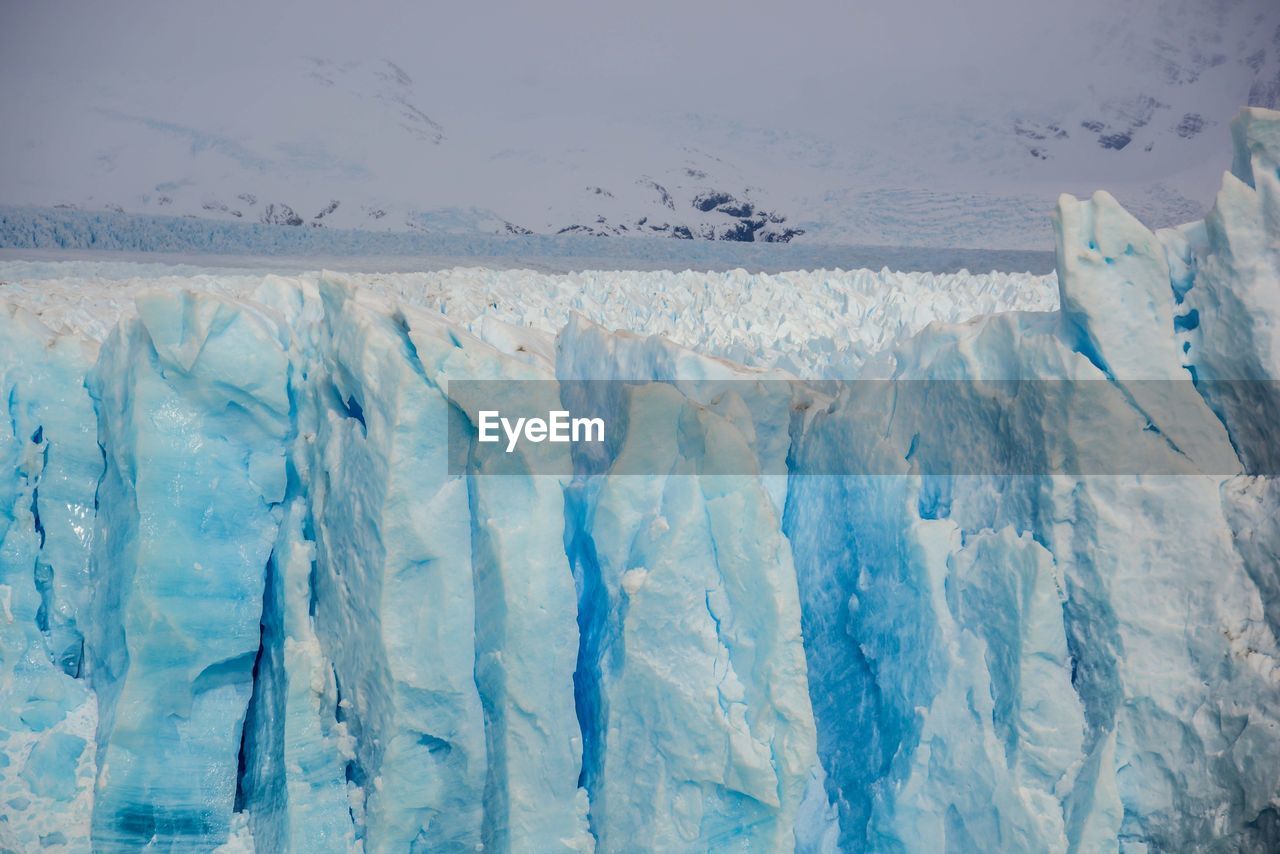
[1168, 106, 1280, 843]
[417, 316, 593, 853]
[303, 281, 488, 851]
[236, 498, 359, 853]
[86, 290, 291, 851]
[783, 465, 1090, 851]
[851, 513, 1082, 851]
[1178, 108, 1280, 471]
[305, 279, 590, 851]
[1050, 176, 1280, 847]
[568, 382, 816, 850]
[0, 306, 101, 851]
[233, 279, 358, 852]
[189, 276, 591, 852]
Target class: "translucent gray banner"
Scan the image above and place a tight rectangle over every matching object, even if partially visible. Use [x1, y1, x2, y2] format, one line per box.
[445, 379, 1279, 476]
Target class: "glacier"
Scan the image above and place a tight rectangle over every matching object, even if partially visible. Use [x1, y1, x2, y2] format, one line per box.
[0, 106, 1278, 852]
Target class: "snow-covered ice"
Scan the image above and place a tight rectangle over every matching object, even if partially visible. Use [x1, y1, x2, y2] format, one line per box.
[0, 107, 1278, 852]
[0, 263, 1058, 377]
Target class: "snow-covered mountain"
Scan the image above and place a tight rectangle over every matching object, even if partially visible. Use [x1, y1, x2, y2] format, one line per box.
[0, 0, 1277, 248]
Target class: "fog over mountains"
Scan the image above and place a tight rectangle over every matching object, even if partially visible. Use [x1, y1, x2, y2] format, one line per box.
[2, 0, 1276, 248]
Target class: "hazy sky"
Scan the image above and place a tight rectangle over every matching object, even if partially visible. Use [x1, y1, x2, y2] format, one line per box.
[1, 0, 1275, 247]
[0, 0, 1162, 130]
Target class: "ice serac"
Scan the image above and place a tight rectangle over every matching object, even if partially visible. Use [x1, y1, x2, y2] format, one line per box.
[233, 278, 356, 853]
[1048, 190, 1268, 851]
[231, 276, 589, 852]
[0, 306, 99, 851]
[402, 293, 591, 852]
[86, 289, 291, 850]
[1176, 107, 1280, 473]
[298, 279, 489, 850]
[786, 112, 1280, 851]
[786, 445, 1091, 849]
[1054, 189, 1236, 473]
[1176, 110, 1280, 840]
[1230, 106, 1280, 192]
[559, 316, 818, 850]
[235, 493, 356, 853]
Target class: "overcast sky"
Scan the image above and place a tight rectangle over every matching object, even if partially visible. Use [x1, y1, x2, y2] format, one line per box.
[1, 0, 1274, 246]
[0, 0, 1186, 131]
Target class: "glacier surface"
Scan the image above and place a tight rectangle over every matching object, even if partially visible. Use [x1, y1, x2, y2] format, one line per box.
[0, 107, 1278, 852]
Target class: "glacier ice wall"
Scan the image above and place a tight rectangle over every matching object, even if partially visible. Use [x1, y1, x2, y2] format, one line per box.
[0, 306, 99, 851]
[87, 291, 292, 850]
[783, 110, 1280, 853]
[0, 107, 1278, 852]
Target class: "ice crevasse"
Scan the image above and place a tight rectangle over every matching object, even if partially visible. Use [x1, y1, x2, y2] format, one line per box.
[0, 107, 1277, 852]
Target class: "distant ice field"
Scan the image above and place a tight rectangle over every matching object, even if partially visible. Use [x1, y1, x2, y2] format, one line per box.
[0, 256, 1058, 378]
[0, 207, 1056, 275]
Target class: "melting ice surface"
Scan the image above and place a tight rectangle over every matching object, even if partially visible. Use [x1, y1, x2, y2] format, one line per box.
[1, 108, 1279, 852]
